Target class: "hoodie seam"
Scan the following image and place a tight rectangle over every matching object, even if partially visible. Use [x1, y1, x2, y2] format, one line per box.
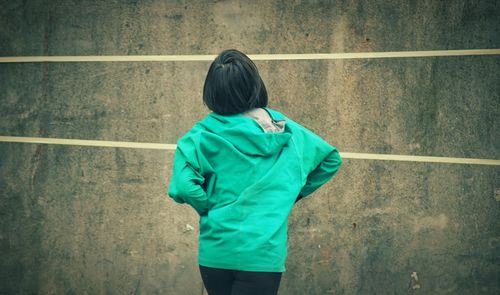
[289, 137, 304, 184]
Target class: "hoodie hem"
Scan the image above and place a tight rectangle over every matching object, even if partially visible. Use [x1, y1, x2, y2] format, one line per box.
[198, 258, 286, 272]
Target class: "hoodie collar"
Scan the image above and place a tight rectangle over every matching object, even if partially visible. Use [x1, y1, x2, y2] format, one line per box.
[242, 108, 285, 134]
[197, 109, 292, 157]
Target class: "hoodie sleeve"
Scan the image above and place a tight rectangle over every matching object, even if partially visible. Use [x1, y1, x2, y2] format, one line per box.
[290, 120, 342, 200]
[168, 137, 208, 216]
[299, 147, 342, 198]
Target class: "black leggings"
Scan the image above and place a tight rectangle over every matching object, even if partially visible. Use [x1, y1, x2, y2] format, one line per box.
[199, 265, 282, 295]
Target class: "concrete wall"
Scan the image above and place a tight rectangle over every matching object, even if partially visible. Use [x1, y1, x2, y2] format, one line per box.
[1, 0, 499, 294]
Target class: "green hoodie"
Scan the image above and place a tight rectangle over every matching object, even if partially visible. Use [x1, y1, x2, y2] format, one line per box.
[168, 108, 342, 272]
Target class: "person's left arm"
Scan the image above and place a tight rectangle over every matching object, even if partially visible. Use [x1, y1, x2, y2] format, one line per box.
[168, 146, 208, 216]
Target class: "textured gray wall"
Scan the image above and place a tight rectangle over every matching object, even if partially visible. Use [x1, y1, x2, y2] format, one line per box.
[1, 0, 499, 294]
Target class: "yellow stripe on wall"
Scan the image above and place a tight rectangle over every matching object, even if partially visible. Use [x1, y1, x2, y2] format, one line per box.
[0, 49, 499, 63]
[1, 136, 498, 166]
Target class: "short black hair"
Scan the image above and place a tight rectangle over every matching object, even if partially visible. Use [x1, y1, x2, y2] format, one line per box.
[203, 49, 268, 115]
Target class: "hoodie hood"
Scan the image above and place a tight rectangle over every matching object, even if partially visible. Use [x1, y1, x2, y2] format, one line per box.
[196, 108, 292, 157]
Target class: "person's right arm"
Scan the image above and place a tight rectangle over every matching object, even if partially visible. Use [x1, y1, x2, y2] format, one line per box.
[298, 148, 342, 199]
[289, 120, 342, 202]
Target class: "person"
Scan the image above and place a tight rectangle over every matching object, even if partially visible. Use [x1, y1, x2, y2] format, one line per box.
[168, 49, 342, 295]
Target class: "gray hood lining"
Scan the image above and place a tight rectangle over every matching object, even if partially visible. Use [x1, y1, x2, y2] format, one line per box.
[243, 108, 286, 133]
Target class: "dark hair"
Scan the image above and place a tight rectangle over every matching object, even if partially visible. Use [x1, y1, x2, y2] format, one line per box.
[203, 49, 268, 115]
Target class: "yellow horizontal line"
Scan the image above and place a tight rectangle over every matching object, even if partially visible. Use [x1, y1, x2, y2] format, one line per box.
[0, 136, 176, 150]
[1, 136, 498, 166]
[339, 152, 499, 165]
[1, 49, 499, 63]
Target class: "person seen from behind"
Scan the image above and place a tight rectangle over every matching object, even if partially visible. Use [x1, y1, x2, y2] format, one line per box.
[168, 49, 342, 295]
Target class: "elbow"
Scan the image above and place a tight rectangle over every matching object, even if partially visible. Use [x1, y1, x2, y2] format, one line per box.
[167, 180, 190, 204]
[327, 149, 343, 171]
[168, 188, 184, 204]
[170, 182, 190, 201]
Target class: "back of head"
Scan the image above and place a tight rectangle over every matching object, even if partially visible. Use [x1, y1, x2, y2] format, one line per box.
[203, 49, 268, 115]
